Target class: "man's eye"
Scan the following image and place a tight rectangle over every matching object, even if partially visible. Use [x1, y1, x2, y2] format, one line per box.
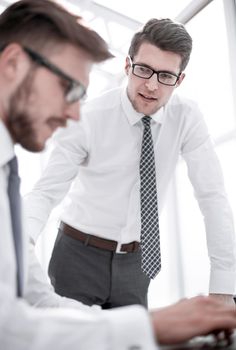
[60, 79, 71, 95]
[139, 66, 150, 72]
[136, 66, 152, 75]
[159, 73, 174, 80]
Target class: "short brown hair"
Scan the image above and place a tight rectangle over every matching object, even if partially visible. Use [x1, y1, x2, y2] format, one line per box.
[0, 0, 112, 62]
[128, 18, 192, 71]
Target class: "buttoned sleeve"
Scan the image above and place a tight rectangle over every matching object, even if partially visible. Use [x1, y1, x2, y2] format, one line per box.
[1, 240, 156, 350]
[0, 292, 157, 350]
[12, 242, 157, 350]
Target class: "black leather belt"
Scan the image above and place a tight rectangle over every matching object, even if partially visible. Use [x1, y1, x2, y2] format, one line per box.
[60, 222, 140, 253]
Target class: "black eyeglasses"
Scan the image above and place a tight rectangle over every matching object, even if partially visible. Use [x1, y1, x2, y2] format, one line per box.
[23, 47, 87, 103]
[0, 45, 87, 103]
[130, 58, 181, 86]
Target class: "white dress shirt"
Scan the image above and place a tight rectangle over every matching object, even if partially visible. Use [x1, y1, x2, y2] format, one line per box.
[25, 87, 236, 294]
[0, 120, 156, 350]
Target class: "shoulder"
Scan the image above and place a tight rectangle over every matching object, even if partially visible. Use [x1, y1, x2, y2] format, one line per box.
[167, 93, 199, 112]
[82, 87, 122, 117]
[165, 93, 204, 124]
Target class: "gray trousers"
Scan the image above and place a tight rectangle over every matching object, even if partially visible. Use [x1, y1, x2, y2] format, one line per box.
[48, 229, 150, 309]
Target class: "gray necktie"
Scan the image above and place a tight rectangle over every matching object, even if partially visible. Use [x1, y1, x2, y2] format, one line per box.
[140, 116, 161, 279]
[7, 156, 23, 297]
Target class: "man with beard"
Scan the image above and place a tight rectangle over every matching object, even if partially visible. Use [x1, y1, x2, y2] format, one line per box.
[1, 1, 236, 349]
[25, 18, 236, 309]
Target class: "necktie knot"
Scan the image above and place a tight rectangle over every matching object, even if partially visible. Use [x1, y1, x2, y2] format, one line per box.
[8, 156, 19, 174]
[142, 115, 151, 127]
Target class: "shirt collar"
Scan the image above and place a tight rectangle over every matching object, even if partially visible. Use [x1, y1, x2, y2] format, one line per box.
[121, 86, 164, 126]
[0, 120, 15, 167]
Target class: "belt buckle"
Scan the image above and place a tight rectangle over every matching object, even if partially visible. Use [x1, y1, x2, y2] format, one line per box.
[115, 241, 127, 254]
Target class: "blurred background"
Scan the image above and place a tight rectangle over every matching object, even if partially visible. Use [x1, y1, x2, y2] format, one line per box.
[1, 0, 235, 308]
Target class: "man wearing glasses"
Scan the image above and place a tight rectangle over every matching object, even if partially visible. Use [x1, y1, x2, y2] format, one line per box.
[25, 18, 235, 309]
[3, 3, 236, 349]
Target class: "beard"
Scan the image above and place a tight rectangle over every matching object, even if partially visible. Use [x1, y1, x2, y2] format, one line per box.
[7, 109, 43, 152]
[7, 72, 46, 152]
[6, 70, 44, 152]
[6, 68, 68, 152]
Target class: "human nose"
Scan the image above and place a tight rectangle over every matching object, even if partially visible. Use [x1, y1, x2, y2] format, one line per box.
[145, 73, 159, 91]
[64, 101, 81, 121]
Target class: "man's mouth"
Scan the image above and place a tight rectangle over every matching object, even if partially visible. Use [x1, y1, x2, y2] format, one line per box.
[139, 92, 157, 101]
[47, 118, 67, 132]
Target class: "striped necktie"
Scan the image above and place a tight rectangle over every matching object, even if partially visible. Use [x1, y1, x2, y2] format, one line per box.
[7, 156, 23, 297]
[140, 116, 161, 279]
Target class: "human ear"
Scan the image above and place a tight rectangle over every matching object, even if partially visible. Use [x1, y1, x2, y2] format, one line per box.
[175, 73, 185, 88]
[0, 43, 28, 82]
[124, 56, 131, 75]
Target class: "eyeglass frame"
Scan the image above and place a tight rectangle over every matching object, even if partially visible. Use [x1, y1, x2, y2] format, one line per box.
[0, 44, 87, 103]
[128, 56, 182, 87]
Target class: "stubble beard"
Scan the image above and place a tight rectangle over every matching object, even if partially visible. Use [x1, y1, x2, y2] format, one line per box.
[7, 71, 44, 152]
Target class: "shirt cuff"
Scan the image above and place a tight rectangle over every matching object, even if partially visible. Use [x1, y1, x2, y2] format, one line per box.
[103, 305, 157, 350]
[209, 269, 236, 294]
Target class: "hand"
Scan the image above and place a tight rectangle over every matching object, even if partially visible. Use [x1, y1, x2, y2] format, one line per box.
[150, 295, 236, 345]
[209, 293, 235, 307]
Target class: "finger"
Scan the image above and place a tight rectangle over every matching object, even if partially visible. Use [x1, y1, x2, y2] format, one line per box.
[213, 329, 234, 347]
